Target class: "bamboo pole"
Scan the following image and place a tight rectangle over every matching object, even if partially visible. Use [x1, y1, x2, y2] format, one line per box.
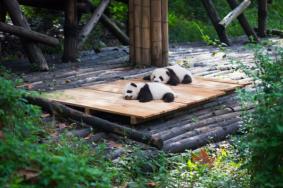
[128, 0, 135, 63]
[141, 0, 151, 67]
[151, 0, 162, 67]
[134, 0, 142, 66]
[258, 0, 268, 37]
[161, 0, 169, 66]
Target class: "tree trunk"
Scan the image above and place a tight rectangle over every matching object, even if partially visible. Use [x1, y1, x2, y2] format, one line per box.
[3, 0, 49, 71]
[0, 22, 59, 46]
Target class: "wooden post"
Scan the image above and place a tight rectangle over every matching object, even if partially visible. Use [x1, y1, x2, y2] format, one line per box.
[2, 0, 49, 71]
[258, 0, 268, 37]
[141, 0, 151, 67]
[151, 0, 162, 67]
[128, 0, 135, 63]
[161, 0, 169, 66]
[0, 1, 7, 22]
[219, 0, 251, 28]
[226, 0, 259, 42]
[78, 0, 110, 49]
[201, 0, 230, 45]
[62, 0, 79, 63]
[134, 0, 142, 66]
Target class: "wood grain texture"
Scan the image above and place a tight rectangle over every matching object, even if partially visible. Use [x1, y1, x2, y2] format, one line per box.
[46, 77, 246, 124]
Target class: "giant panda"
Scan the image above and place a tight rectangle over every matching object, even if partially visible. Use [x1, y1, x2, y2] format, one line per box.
[144, 64, 193, 86]
[123, 82, 176, 103]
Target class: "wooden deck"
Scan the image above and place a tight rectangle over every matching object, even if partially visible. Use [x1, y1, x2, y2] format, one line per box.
[45, 77, 247, 124]
[3, 37, 282, 152]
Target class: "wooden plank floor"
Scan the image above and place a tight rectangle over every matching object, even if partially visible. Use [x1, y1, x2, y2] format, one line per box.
[45, 77, 246, 124]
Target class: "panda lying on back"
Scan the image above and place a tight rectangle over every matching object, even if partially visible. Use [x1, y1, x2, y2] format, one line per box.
[123, 82, 176, 103]
[144, 64, 193, 86]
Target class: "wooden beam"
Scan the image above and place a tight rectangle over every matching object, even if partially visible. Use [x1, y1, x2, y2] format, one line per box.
[17, 0, 129, 45]
[0, 22, 59, 46]
[2, 0, 49, 71]
[219, 0, 251, 28]
[78, 0, 110, 49]
[226, 0, 259, 42]
[62, 0, 79, 63]
[258, 0, 268, 37]
[26, 96, 163, 149]
[201, 0, 230, 45]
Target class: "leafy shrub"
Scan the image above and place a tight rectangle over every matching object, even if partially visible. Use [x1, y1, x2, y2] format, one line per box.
[0, 75, 115, 187]
[238, 46, 283, 187]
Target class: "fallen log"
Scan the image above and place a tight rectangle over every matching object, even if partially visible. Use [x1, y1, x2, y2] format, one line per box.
[219, 0, 251, 28]
[25, 96, 163, 149]
[163, 117, 241, 145]
[3, 0, 49, 71]
[153, 111, 242, 141]
[78, 0, 110, 48]
[0, 22, 59, 46]
[254, 28, 283, 38]
[163, 121, 242, 153]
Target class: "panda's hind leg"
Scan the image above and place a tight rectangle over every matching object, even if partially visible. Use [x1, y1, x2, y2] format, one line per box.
[182, 74, 192, 84]
[162, 93, 175, 103]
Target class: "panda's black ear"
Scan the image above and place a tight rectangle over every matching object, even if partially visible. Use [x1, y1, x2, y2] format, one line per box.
[130, 83, 137, 87]
[137, 84, 153, 102]
[143, 75, 151, 81]
[182, 74, 192, 84]
[166, 68, 180, 86]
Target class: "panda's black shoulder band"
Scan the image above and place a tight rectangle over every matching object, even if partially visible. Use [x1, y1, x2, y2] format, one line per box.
[137, 84, 153, 103]
[166, 68, 180, 86]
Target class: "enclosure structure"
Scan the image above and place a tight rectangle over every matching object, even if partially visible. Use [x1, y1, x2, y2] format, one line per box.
[0, 0, 276, 70]
[129, 0, 168, 67]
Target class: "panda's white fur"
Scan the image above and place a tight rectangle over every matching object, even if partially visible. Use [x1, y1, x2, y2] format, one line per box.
[148, 64, 193, 86]
[123, 82, 176, 102]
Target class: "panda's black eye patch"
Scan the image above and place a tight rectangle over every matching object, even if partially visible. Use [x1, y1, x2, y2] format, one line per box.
[126, 90, 133, 93]
[159, 76, 164, 81]
[130, 83, 137, 87]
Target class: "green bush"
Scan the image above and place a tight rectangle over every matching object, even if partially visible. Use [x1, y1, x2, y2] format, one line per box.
[238, 46, 283, 187]
[0, 75, 115, 187]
